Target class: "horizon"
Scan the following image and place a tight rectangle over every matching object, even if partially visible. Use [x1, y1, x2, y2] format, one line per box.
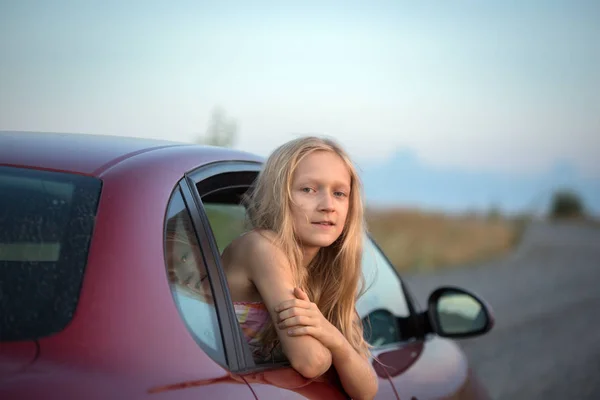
[3, 128, 598, 216]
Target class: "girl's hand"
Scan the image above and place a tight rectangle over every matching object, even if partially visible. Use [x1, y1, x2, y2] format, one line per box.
[275, 287, 344, 352]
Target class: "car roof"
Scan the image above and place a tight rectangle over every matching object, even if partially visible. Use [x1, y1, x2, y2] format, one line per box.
[0, 130, 263, 177]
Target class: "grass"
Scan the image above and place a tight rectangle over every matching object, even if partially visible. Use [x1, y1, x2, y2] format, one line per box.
[366, 208, 525, 273]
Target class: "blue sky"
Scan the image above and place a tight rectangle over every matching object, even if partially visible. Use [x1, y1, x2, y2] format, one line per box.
[1, 1, 599, 179]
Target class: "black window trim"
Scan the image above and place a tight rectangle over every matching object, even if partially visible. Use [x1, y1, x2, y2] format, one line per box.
[182, 160, 263, 372]
[175, 180, 241, 371]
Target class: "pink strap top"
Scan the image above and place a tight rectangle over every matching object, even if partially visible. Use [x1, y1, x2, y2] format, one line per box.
[233, 301, 275, 362]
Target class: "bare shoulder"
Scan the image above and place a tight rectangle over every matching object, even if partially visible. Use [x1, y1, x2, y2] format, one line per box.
[221, 232, 268, 301]
[238, 230, 286, 260]
[238, 229, 276, 247]
[231, 230, 293, 278]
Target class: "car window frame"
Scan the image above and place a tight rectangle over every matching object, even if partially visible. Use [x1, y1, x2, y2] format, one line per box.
[172, 177, 245, 371]
[182, 160, 265, 372]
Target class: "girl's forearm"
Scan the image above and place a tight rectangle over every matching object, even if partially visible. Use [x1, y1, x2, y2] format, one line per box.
[330, 337, 378, 400]
[284, 338, 332, 379]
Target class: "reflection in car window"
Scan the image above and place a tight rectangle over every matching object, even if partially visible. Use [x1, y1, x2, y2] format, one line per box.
[358, 238, 410, 347]
[362, 309, 402, 348]
[164, 189, 226, 365]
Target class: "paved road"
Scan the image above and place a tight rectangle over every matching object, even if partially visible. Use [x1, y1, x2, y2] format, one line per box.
[403, 221, 600, 400]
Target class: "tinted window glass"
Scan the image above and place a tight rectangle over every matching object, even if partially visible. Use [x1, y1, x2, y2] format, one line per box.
[0, 166, 101, 341]
[165, 189, 226, 365]
[363, 309, 402, 347]
[358, 238, 411, 347]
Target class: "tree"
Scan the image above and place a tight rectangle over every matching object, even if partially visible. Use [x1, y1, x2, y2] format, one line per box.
[549, 189, 585, 219]
[486, 203, 502, 222]
[197, 106, 238, 148]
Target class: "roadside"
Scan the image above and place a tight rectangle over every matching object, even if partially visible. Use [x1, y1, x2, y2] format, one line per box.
[402, 221, 600, 400]
[366, 208, 527, 273]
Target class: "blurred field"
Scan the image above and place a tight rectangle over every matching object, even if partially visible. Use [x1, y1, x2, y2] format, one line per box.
[366, 208, 524, 273]
[204, 203, 525, 273]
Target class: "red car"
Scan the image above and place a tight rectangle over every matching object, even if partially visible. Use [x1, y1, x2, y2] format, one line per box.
[0, 131, 494, 399]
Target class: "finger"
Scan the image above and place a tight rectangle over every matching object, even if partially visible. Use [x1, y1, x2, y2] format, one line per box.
[274, 298, 311, 312]
[287, 325, 319, 337]
[278, 307, 311, 322]
[277, 315, 313, 329]
[294, 287, 310, 301]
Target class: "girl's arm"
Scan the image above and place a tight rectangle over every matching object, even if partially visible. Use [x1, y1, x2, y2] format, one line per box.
[276, 288, 379, 400]
[244, 232, 333, 378]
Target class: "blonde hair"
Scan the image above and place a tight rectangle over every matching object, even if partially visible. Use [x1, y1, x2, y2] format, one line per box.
[244, 136, 371, 360]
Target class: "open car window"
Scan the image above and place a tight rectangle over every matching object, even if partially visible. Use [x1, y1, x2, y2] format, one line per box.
[197, 185, 271, 367]
[189, 162, 418, 370]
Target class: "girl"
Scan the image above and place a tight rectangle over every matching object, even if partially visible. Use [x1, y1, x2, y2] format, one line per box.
[221, 136, 378, 399]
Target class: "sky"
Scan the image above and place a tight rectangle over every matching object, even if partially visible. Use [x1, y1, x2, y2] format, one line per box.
[1, 0, 599, 178]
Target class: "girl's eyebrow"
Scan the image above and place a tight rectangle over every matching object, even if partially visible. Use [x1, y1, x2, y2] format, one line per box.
[297, 176, 351, 188]
[300, 181, 350, 192]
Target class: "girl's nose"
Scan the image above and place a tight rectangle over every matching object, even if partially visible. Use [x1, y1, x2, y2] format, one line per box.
[318, 193, 335, 212]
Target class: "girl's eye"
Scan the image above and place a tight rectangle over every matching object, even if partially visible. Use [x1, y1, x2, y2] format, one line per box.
[180, 253, 189, 263]
[334, 191, 348, 198]
[301, 187, 314, 193]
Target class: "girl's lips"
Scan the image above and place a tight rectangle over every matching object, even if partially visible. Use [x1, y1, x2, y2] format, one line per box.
[312, 222, 335, 228]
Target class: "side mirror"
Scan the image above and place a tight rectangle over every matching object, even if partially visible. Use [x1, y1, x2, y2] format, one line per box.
[425, 286, 494, 339]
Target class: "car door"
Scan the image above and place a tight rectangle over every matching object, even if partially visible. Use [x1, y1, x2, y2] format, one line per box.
[182, 161, 399, 399]
[359, 240, 488, 400]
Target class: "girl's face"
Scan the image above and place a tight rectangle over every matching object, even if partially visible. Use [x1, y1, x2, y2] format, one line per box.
[289, 150, 351, 257]
[170, 240, 203, 285]
[168, 238, 212, 301]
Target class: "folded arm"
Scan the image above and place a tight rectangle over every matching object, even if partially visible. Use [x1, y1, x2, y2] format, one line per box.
[245, 232, 332, 378]
[276, 288, 378, 399]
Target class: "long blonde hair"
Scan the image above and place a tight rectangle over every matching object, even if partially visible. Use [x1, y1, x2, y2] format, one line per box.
[244, 136, 371, 359]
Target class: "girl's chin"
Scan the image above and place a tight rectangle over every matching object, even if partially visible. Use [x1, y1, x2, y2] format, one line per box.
[299, 234, 341, 249]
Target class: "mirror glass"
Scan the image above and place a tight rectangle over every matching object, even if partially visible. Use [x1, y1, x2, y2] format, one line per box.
[436, 292, 487, 335]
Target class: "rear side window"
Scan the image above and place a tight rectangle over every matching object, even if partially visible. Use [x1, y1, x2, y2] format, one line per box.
[164, 189, 227, 365]
[0, 166, 101, 341]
